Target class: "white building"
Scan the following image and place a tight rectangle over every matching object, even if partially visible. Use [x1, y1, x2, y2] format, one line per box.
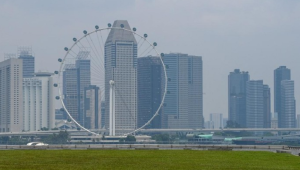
[23, 72, 55, 131]
[0, 58, 23, 132]
[105, 20, 137, 134]
[209, 113, 223, 129]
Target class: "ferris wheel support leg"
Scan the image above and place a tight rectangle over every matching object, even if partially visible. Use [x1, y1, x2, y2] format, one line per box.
[109, 80, 115, 136]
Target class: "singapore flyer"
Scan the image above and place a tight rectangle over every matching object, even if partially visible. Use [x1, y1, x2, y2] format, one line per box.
[54, 20, 167, 136]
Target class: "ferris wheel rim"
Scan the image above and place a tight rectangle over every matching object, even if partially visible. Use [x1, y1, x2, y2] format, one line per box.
[56, 25, 168, 136]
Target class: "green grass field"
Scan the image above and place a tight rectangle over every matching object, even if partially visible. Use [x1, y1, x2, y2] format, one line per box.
[0, 150, 299, 170]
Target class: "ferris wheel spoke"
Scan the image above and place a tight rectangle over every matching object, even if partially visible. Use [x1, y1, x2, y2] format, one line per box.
[137, 36, 143, 46]
[77, 40, 104, 73]
[139, 44, 152, 57]
[95, 31, 105, 57]
[84, 36, 106, 72]
[87, 34, 105, 68]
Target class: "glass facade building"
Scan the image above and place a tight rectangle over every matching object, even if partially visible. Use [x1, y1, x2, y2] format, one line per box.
[228, 69, 249, 127]
[63, 57, 91, 126]
[162, 53, 203, 129]
[83, 85, 101, 129]
[274, 66, 291, 128]
[246, 80, 264, 128]
[263, 85, 271, 128]
[137, 56, 162, 129]
[280, 80, 296, 128]
[18, 50, 34, 78]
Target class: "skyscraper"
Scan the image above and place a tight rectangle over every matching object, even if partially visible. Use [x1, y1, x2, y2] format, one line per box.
[76, 58, 91, 125]
[280, 80, 296, 128]
[83, 85, 101, 129]
[0, 58, 23, 132]
[23, 72, 55, 131]
[137, 56, 162, 129]
[162, 53, 203, 129]
[209, 113, 223, 129]
[18, 47, 34, 78]
[63, 64, 78, 122]
[228, 69, 249, 127]
[263, 85, 271, 128]
[274, 66, 291, 128]
[246, 80, 264, 128]
[105, 20, 137, 133]
[63, 51, 91, 125]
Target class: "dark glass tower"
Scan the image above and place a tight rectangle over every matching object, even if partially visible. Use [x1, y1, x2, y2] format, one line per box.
[63, 52, 91, 125]
[18, 48, 34, 78]
[83, 85, 101, 129]
[228, 69, 249, 127]
[274, 66, 291, 128]
[246, 80, 264, 128]
[280, 80, 296, 128]
[263, 85, 271, 128]
[137, 56, 162, 129]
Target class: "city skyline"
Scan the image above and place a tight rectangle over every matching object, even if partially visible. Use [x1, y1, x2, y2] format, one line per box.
[0, 0, 300, 120]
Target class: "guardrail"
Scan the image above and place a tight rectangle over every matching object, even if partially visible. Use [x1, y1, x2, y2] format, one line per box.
[0, 144, 289, 150]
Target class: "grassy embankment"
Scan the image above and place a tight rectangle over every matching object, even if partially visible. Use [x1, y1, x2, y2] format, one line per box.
[0, 150, 299, 169]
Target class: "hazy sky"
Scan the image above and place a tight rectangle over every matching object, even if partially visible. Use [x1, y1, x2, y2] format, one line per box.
[1, 0, 299, 121]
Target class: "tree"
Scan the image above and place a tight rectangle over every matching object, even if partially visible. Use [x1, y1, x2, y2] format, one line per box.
[42, 130, 69, 144]
[225, 120, 242, 128]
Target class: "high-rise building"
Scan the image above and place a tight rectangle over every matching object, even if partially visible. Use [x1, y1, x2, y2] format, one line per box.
[0, 58, 23, 132]
[23, 72, 55, 131]
[63, 51, 91, 126]
[137, 56, 162, 129]
[76, 58, 91, 125]
[274, 66, 291, 127]
[246, 80, 264, 128]
[83, 85, 101, 129]
[105, 20, 137, 133]
[263, 85, 271, 128]
[209, 113, 223, 129]
[18, 47, 34, 78]
[63, 51, 91, 125]
[63, 64, 78, 122]
[228, 69, 249, 127]
[162, 53, 203, 129]
[280, 80, 296, 128]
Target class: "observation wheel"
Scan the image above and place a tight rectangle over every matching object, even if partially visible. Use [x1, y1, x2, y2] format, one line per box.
[54, 22, 167, 136]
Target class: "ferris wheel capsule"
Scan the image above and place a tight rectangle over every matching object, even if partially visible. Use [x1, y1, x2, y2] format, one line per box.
[53, 83, 58, 87]
[58, 58, 62, 62]
[55, 96, 60, 100]
[83, 30, 87, 34]
[95, 25, 99, 29]
[108, 23, 112, 27]
[73, 38, 77, 42]
[120, 24, 124, 28]
[161, 53, 165, 57]
[133, 27, 137, 31]
[144, 34, 148, 38]
[64, 47, 68, 51]
[153, 42, 157, 46]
